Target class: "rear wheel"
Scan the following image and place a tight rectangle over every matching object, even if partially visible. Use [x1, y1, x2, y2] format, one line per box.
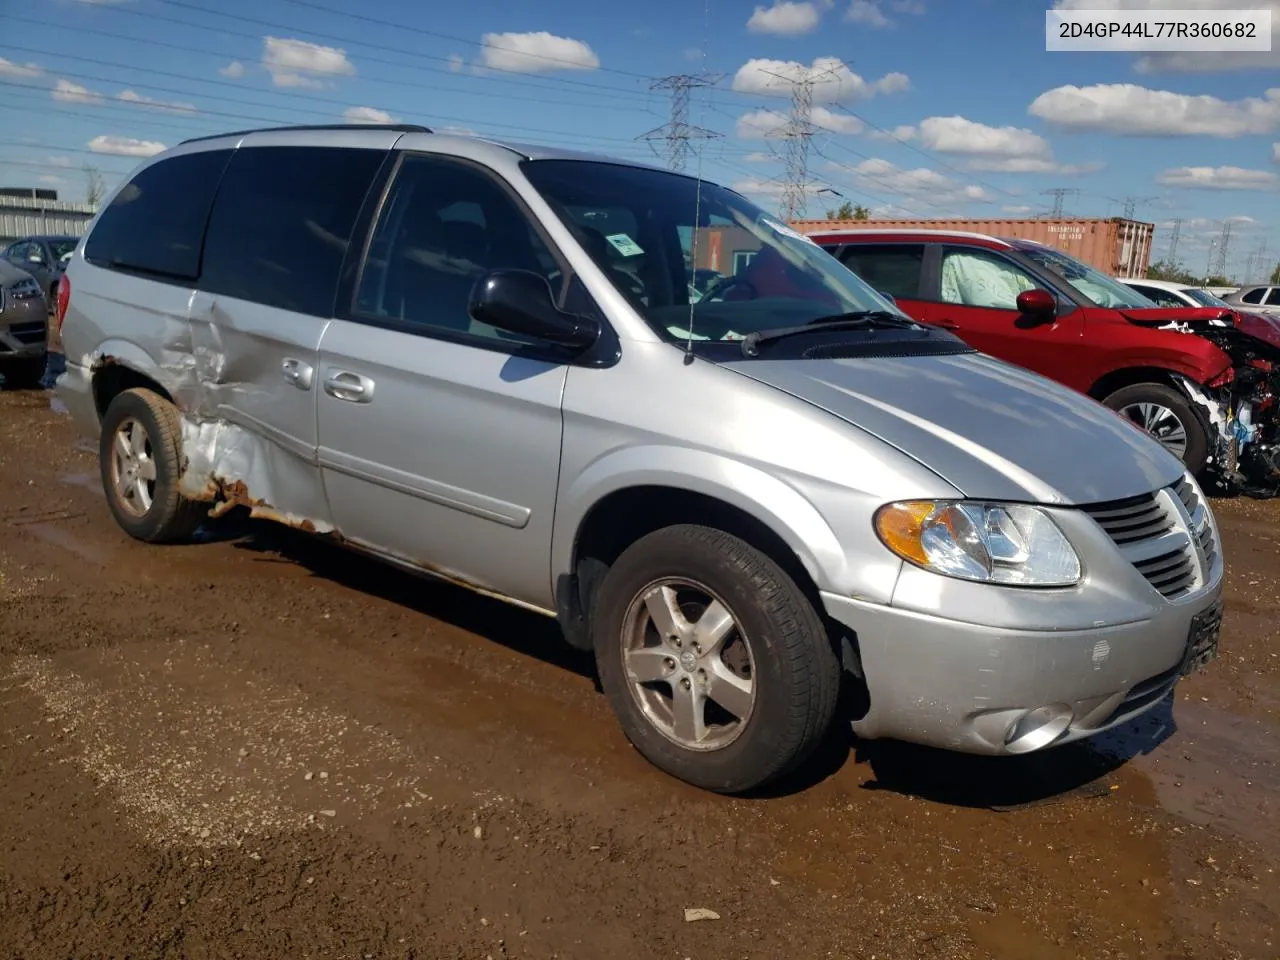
[0, 353, 47, 390]
[98, 387, 207, 543]
[592, 524, 841, 794]
[1102, 382, 1209, 474]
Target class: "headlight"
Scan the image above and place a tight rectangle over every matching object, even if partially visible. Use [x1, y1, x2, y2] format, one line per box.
[874, 500, 1081, 587]
[8, 277, 41, 301]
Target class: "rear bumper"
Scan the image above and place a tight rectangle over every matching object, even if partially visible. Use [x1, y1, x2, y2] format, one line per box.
[53, 356, 99, 436]
[822, 579, 1223, 755]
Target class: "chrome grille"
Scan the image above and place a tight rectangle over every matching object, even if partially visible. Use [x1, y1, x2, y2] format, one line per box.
[1081, 492, 1173, 544]
[1132, 548, 1197, 597]
[1081, 484, 1204, 599]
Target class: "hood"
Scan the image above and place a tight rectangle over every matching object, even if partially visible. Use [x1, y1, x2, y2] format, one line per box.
[1120, 306, 1235, 326]
[724, 352, 1185, 506]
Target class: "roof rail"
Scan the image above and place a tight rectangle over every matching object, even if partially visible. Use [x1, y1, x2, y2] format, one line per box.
[178, 123, 433, 145]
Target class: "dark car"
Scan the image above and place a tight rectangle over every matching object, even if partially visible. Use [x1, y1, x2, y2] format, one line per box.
[0, 258, 49, 388]
[2, 235, 78, 305]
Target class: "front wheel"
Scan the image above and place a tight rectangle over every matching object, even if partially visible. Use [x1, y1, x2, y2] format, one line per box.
[592, 524, 841, 794]
[1102, 382, 1209, 475]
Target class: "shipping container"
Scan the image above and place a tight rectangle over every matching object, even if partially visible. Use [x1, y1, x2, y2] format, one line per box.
[789, 217, 1156, 278]
[0, 195, 97, 245]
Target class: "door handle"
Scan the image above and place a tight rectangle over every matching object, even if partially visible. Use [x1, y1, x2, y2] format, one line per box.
[323, 371, 375, 403]
[281, 357, 315, 390]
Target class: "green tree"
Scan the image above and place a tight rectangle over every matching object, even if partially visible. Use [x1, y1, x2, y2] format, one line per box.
[1270, 261, 1280, 284]
[825, 201, 870, 220]
[1145, 259, 1199, 284]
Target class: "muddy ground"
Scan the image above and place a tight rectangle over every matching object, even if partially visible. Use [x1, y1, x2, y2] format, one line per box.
[1, 363, 1277, 960]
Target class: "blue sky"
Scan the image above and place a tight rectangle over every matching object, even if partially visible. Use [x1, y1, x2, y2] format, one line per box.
[1, 0, 1278, 280]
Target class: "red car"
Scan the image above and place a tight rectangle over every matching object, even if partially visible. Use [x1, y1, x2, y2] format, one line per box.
[810, 228, 1280, 494]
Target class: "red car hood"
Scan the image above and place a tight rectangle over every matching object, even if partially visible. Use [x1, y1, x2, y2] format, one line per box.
[1122, 305, 1280, 349]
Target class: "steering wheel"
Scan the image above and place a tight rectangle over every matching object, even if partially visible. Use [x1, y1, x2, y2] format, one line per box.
[699, 275, 758, 302]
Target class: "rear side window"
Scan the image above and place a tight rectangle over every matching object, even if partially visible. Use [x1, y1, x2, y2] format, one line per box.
[83, 149, 232, 280]
[1131, 284, 1183, 308]
[1267, 288, 1280, 306]
[838, 244, 925, 300]
[201, 145, 384, 317]
[1241, 287, 1264, 304]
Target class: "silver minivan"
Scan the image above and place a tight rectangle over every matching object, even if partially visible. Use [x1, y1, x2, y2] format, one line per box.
[56, 124, 1223, 793]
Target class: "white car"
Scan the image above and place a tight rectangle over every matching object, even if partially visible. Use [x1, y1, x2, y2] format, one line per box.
[1120, 277, 1271, 317]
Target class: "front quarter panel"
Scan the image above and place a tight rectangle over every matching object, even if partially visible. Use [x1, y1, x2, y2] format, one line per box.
[553, 341, 959, 604]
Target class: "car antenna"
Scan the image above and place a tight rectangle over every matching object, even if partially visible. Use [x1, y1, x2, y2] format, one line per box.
[683, 0, 715, 367]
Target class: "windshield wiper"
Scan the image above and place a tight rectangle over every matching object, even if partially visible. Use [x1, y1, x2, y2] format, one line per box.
[739, 310, 919, 358]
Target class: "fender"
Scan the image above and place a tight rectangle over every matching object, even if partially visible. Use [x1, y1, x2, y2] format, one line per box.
[552, 444, 851, 595]
[1095, 345, 1233, 390]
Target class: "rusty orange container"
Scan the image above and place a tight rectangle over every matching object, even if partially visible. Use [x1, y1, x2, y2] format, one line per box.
[790, 217, 1155, 278]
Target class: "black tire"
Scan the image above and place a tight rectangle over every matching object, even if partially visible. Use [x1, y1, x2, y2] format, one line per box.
[0, 353, 47, 390]
[592, 523, 840, 794]
[98, 387, 207, 543]
[1102, 382, 1209, 474]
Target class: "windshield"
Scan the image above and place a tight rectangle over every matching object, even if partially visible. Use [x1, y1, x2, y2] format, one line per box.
[49, 239, 77, 261]
[1016, 244, 1158, 309]
[521, 159, 905, 343]
[1183, 287, 1230, 307]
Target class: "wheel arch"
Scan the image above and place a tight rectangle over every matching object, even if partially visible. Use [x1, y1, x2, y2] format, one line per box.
[552, 452, 847, 652]
[1087, 365, 1183, 402]
[89, 340, 178, 421]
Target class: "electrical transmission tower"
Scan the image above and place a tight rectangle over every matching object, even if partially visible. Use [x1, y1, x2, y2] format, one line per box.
[1243, 240, 1269, 280]
[1211, 220, 1232, 277]
[1109, 195, 1157, 220]
[636, 73, 722, 172]
[1041, 187, 1080, 218]
[760, 61, 847, 221]
[1166, 218, 1183, 265]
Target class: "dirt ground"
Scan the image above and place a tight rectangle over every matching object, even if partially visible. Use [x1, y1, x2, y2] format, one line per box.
[1, 361, 1277, 960]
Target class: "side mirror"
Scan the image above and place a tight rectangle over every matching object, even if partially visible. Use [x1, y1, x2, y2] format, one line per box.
[1016, 288, 1057, 320]
[877, 289, 897, 307]
[468, 269, 600, 350]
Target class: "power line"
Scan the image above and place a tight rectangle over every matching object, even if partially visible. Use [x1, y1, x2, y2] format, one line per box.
[637, 73, 722, 172]
[1108, 194, 1157, 220]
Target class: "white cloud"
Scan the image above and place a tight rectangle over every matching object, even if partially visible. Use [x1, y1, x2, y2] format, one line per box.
[39, 175, 65, 185]
[747, 1, 828, 36]
[1053, 0, 1280, 73]
[918, 115, 1050, 160]
[846, 0, 890, 26]
[682, 47, 704, 61]
[1273, 142, 1280, 163]
[1157, 165, 1279, 191]
[447, 54, 465, 73]
[342, 105, 398, 124]
[730, 177, 787, 200]
[47, 156, 72, 168]
[479, 32, 600, 73]
[262, 36, 355, 89]
[736, 106, 862, 139]
[969, 157, 1104, 175]
[52, 79, 104, 105]
[219, 61, 245, 79]
[0, 58, 43, 79]
[731, 56, 909, 103]
[845, 0, 923, 26]
[867, 124, 917, 142]
[826, 157, 993, 206]
[117, 89, 196, 114]
[744, 151, 775, 163]
[1029, 83, 1280, 137]
[1002, 204, 1034, 214]
[88, 135, 166, 157]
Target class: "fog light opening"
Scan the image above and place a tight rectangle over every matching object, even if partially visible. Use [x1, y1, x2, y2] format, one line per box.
[1003, 704, 1072, 754]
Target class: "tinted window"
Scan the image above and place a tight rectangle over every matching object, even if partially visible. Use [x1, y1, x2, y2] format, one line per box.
[1241, 287, 1264, 304]
[838, 245, 924, 300]
[84, 149, 232, 280]
[201, 145, 384, 317]
[1266, 288, 1280, 306]
[939, 248, 1039, 310]
[354, 153, 559, 345]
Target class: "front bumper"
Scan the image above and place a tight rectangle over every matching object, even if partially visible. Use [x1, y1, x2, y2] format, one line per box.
[822, 577, 1223, 755]
[0, 298, 48, 358]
